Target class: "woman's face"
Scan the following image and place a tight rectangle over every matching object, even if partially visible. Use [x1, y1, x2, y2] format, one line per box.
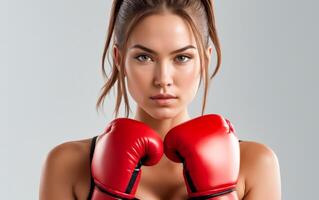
[113, 12, 211, 120]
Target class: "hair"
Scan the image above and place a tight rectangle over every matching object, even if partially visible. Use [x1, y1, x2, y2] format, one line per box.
[96, 0, 222, 118]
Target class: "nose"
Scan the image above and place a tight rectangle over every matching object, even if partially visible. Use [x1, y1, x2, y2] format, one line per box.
[154, 62, 173, 88]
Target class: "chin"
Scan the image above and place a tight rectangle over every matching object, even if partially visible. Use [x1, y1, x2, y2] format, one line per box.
[147, 107, 179, 120]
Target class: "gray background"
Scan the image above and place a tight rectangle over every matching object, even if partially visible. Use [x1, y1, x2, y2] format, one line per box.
[3, 0, 318, 199]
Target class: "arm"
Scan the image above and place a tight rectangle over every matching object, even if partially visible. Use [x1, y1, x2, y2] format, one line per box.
[39, 142, 79, 200]
[243, 142, 282, 200]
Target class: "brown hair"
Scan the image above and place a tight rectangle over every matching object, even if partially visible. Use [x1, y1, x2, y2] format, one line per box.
[96, 0, 222, 118]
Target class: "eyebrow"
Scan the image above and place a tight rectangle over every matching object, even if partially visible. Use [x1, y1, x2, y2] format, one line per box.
[128, 44, 196, 55]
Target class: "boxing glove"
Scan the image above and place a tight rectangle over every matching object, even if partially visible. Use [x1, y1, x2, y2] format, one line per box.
[91, 118, 163, 200]
[164, 114, 240, 200]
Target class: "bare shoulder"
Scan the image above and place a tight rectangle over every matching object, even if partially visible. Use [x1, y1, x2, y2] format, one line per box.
[239, 140, 282, 200]
[39, 137, 93, 200]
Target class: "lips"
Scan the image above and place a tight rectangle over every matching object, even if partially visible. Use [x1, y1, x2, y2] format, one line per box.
[150, 94, 177, 99]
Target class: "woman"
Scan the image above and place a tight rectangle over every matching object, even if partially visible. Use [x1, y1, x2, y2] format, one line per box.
[39, 0, 282, 199]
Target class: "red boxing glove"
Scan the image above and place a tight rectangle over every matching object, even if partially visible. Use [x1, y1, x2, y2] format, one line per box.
[164, 114, 240, 200]
[91, 118, 163, 200]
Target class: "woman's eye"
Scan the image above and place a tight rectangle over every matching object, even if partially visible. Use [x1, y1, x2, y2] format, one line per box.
[175, 55, 191, 63]
[135, 54, 152, 63]
[134, 54, 192, 63]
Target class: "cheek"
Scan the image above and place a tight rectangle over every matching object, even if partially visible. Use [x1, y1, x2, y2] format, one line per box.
[125, 63, 153, 102]
[177, 61, 201, 95]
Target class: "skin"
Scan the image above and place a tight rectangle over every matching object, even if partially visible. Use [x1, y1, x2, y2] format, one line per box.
[39, 12, 282, 200]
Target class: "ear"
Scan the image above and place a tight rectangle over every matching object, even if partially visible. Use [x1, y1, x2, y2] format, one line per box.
[206, 46, 213, 66]
[206, 46, 213, 57]
[113, 44, 127, 77]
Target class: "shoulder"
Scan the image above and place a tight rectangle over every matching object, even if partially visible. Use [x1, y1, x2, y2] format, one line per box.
[239, 140, 278, 163]
[39, 138, 93, 199]
[44, 138, 93, 177]
[50, 139, 90, 162]
[46, 138, 91, 166]
[240, 140, 281, 200]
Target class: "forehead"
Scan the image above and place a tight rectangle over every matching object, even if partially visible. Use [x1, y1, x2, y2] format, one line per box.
[127, 13, 196, 49]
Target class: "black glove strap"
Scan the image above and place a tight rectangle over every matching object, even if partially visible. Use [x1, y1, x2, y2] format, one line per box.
[125, 160, 143, 193]
[95, 184, 140, 199]
[94, 160, 144, 200]
[187, 188, 236, 200]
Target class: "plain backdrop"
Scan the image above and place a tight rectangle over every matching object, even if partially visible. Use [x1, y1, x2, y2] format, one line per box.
[3, 0, 318, 199]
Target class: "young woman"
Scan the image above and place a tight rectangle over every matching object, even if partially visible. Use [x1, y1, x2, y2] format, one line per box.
[39, 0, 282, 199]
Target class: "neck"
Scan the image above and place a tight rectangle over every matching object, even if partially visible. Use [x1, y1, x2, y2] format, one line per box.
[133, 107, 191, 139]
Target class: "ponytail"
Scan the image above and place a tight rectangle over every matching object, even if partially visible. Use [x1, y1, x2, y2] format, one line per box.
[201, 0, 222, 79]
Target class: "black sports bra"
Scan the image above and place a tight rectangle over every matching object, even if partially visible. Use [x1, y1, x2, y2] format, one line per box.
[87, 135, 98, 200]
[87, 136, 243, 200]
